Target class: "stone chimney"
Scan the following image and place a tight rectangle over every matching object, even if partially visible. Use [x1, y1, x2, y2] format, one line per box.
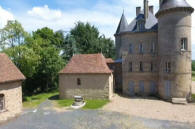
[136, 7, 141, 16]
[149, 6, 153, 14]
[144, 0, 149, 20]
[159, 0, 163, 8]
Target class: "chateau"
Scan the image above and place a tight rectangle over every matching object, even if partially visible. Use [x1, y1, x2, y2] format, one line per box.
[115, 0, 194, 101]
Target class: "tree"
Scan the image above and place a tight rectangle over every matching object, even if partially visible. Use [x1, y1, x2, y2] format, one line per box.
[0, 20, 28, 49]
[62, 22, 115, 60]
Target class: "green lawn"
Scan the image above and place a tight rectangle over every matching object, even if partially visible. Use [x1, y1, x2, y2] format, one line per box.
[56, 99, 74, 107]
[192, 71, 195, 81]
[23, 91, 109, 109]
[23, 91, 58, 108]
[83, 99, 109, 109]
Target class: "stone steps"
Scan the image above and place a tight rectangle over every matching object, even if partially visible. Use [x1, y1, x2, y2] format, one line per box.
[172, 98, 187, 105]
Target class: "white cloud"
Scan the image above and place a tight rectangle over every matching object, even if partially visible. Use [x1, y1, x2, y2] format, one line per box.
[27, 5, 62, 20]
[0, 6, 14, 28]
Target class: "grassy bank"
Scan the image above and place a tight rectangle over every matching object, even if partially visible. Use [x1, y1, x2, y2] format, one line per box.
[192, 71, 195, 81]
[23, 91, 109, 109]
[23, 91, 58, 108]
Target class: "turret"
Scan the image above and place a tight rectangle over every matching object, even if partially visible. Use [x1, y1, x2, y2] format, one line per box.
[115, 12, 128, 59]
[156, 0, 194, 101]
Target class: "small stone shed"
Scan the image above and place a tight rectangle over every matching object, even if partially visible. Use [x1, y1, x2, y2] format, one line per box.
[59, 54, 113, 100]
[0, 53, 25, 122]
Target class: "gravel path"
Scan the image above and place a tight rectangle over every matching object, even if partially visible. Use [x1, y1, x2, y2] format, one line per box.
[0, 104, 195, 129]
[103, 94, 195, 124]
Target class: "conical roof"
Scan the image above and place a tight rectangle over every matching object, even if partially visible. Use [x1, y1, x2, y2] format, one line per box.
[115, 13, 128, 34]
[156, 0, 194, 17]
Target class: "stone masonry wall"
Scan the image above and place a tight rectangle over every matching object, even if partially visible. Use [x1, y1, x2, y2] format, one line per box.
[59, 74, 113, 100]
[0, 81, 22, 122]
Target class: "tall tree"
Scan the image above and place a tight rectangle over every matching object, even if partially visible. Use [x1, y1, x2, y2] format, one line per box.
[0, 20, 28, 49]
[62, 22, 116, 60]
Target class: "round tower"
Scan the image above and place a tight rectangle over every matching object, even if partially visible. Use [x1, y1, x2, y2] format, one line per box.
[156, 0, 194, 101]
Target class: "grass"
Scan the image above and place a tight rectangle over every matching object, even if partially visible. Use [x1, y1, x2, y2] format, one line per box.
[23, 91, 109, 109]
[23, 90, 58, 108]
[192, 71, 195, 81]
[56, 99, 74, 107]
[192, 94, 195, 101]
[83, 99, 109, 109]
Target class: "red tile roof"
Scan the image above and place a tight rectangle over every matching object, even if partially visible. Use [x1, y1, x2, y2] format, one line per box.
[106, 58, 114, 63]
[0, 53, 25, 84]
[60, 54, 112, 74]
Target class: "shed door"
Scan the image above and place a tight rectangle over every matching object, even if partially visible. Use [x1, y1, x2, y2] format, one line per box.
[165, 80, 171, 99]
[139, 81, 144, 95]
[128, 81, 135, 96]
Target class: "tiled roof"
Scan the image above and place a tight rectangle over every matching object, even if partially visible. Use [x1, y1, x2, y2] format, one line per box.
[0, 53, 25, 84]
[60, 54, 112, 74]
[106, 58, 114, 63]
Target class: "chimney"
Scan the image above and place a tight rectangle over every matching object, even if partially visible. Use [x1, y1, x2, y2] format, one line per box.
[159, 0, 163, 8]
[144, 0, 149, 20]
[149, 6, 154, 14]
[136, 7, 141, 16]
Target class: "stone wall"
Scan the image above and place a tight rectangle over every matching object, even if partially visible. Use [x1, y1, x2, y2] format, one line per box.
[0, 81, 22, 122]
[121, 32, 158, 96]
[59, 74, 113, 100]
[158, 11, 192, 100]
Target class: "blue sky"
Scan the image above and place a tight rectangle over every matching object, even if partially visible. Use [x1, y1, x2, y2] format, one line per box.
[0, 0, 195, 59]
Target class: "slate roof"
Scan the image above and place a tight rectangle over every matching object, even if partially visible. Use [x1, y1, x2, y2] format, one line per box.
[160, 0, 192, 12]
[0, 53, 25, 84]
[115, 10, 158, 34]
[59, 54, 112, 74]
[115, 13, 128, 34]
[157, 0, 194, 16]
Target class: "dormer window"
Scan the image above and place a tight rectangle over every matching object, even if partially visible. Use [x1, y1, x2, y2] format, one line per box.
[137, 20, 145, 31]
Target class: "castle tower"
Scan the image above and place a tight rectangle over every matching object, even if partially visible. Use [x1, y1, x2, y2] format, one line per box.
[156, 0, 194, 101]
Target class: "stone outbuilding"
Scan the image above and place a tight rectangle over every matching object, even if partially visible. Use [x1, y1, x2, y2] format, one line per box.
[0, 53, 25, 122]
[59, 54, 113, 100]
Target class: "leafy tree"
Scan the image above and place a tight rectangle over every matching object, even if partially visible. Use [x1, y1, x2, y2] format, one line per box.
[0, 20, 28, 49]
[62, 22, 115, 60]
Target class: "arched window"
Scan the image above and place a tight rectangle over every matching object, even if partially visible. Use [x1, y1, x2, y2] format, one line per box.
[0, 94, 5, 111]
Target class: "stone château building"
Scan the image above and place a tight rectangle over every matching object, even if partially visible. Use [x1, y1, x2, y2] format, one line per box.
[115, 0, 194, 101]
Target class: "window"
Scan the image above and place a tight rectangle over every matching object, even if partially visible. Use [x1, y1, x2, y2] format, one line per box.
[129, 62, 132, 72]
[181, 38, 187, 51]
[139, 43, 144, 54]
[151, 62, 154, 72]
[151, 42, 155, 53]
[165, 62, 171, 73]
[140, 62, 143, 72]
[0, 94, 5, 111]
[77, 78, 81, 85]
[128, 44, 133, 54]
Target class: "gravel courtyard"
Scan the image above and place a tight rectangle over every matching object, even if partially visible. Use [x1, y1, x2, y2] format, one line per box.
[1, 84, 195, 129]
[103, 83, 195, 124]
[0, 100, 195, 129]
